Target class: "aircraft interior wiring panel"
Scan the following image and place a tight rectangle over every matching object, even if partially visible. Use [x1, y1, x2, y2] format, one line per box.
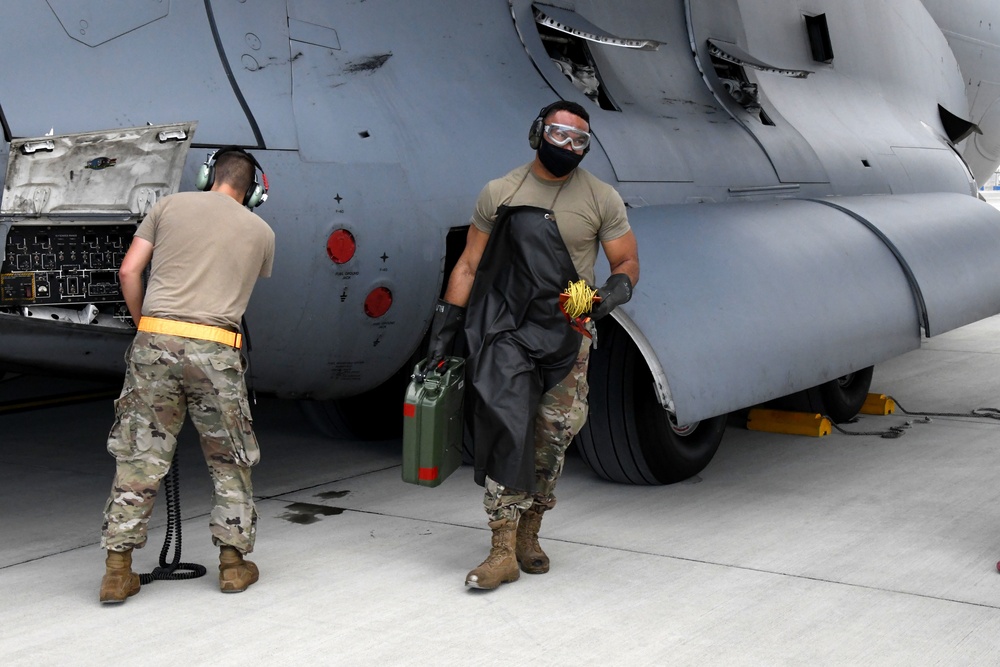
[0, 121, 195, 323]
[0, 223, 134, 306]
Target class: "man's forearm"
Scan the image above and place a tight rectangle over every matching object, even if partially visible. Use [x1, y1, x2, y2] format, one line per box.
[120, 275, 144, 324]
[610, 258, 640, 287]
[442, 263, 476, 308]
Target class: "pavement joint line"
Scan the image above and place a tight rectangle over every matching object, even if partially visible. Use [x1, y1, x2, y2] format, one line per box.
[254, 463, 402, 502]
[360, 512, 1000, 613]
[546, 537, 1000, 612]
[914, 348, 1000, 356]
[0, 389, 119, 415]
[274, 508, 1000, 614]
[6, 506, 1000, 614]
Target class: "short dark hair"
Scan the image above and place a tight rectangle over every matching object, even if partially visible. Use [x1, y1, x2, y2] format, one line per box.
[214, 151, 256, 194]
[543, 100, 590, 125]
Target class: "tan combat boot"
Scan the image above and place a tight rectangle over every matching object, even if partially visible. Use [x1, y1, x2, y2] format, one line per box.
[99, 548, 141, 604]
[516, 496, 556, 574]
[219, 545, 259, 593]
[465, 518, 519, 590]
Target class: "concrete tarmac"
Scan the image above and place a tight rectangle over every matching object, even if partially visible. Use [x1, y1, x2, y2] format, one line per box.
[2, 314, 1000, 666]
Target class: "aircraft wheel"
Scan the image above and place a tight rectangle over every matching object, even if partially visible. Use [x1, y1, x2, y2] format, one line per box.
[806, 366, 874, 423]
[576, 318, 726, 484]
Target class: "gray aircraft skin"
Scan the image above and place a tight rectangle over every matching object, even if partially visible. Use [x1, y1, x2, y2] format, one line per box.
[2, 0, 1000, 484]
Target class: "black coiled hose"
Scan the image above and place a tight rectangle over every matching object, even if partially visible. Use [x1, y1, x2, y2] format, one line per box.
[139, 459, 207, 585]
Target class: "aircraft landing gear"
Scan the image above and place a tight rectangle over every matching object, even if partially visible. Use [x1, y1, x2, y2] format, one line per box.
[806, 366, 874, 423]
[772, 366, 875, 424]
[576, 318, 726, 484]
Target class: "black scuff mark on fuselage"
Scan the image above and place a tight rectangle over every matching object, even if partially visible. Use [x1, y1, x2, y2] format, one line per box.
[248, 56, 286, 72]
[345, 52, 392, 74]
[662, 97, 718, 113]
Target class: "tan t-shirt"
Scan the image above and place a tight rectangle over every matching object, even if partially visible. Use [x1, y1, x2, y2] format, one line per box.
[470, 163, 630, 285]
[135, 190, 275, 331]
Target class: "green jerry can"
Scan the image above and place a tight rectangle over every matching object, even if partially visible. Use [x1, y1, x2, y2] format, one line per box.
[401, 356, 465, 487]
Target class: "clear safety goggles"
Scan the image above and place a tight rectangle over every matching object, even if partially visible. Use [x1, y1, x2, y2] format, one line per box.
[544, 123, 591, 151]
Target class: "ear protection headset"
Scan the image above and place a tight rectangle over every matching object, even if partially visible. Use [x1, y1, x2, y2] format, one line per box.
[528, 102, 590, 154]
[528, 102, 559, 151]
[195, 146, 269, 209]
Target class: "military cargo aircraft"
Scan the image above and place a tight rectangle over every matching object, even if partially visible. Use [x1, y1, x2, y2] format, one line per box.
[2, 1, 1000, 484]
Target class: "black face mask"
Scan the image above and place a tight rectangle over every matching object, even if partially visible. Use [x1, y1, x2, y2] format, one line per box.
[538, 139, 584, 178]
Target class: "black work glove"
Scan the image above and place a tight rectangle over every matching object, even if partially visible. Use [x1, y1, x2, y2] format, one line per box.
[421, 299, 466, 376]
[590, 273, 633, 320]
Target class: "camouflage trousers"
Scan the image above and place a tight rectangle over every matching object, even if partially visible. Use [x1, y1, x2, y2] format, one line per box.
[101, 331, 260, 554]
[483, 335, 591, 522]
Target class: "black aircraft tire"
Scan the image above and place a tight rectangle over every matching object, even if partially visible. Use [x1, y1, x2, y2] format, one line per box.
[577, 319, 726, 485]
[807, 365, 874, 423]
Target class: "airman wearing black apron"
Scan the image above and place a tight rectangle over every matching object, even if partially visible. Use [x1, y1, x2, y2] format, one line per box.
[423, 101, 640, 590]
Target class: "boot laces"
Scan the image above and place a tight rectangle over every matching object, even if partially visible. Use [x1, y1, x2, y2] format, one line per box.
[479, 530, 514, 568]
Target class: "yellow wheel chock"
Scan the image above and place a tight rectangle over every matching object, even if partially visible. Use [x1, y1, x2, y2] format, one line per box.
[746, 409, 832, 437]
[746, 393, 894, 436]
[859, 393, 895, 415]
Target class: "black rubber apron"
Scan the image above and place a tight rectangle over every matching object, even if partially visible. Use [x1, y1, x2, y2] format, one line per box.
[464, 204, 583, 491]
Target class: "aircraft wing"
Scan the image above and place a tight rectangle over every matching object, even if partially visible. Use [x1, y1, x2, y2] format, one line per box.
[610, 193, 1000, 424]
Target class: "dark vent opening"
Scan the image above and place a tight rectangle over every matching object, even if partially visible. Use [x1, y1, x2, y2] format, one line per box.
[939, 104, 981, 144]
[805, 14, 834, 63]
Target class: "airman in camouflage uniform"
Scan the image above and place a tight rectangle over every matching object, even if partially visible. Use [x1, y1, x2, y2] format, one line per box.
[102, 332, 259, 554]
[482, 335, 591, 522]
[481, 334, 590, 579]
[100, 148, 274, 603]
[428, 101, 640, 590]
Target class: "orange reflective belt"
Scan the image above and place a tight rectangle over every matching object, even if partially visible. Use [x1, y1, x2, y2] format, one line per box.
[137, 316, 242, 349]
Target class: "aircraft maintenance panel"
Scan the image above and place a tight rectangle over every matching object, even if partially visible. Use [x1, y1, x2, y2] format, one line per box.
[0, 224, 132, 309]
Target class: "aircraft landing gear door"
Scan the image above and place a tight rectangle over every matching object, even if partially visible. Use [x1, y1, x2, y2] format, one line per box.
[684, 0, 829, 185]
[510, 1, 698, 184]
[0, 122, 196, 327]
